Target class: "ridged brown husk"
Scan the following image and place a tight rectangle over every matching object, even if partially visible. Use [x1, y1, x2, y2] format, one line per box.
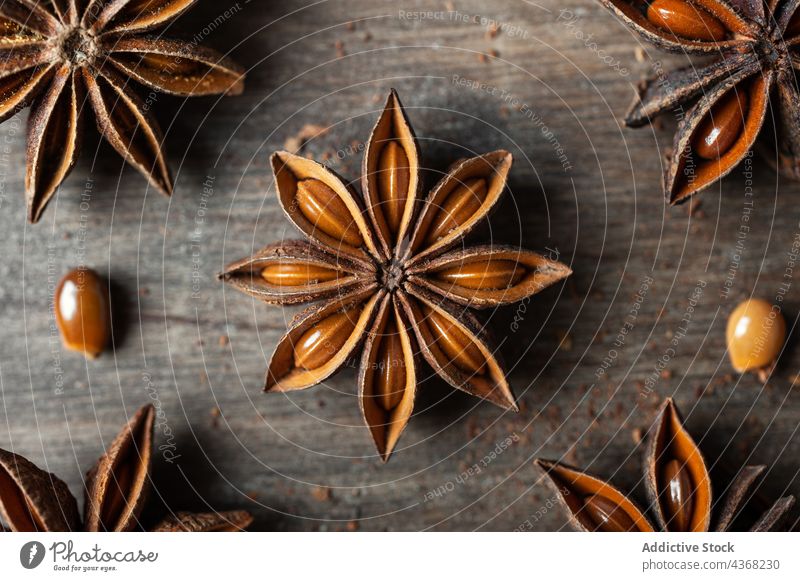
[597, 0, 800, 203]
[0, 0, 245, 223]
[536, 399, 795, 531]
[0, 405, 252, 532]
[221, 90, 572, 462]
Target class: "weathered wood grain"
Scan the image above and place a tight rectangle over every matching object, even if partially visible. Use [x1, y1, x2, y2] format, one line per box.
[0, 0, 798, 531]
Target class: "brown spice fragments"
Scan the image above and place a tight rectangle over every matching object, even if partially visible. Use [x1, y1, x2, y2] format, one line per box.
[311, 486, 332, 502]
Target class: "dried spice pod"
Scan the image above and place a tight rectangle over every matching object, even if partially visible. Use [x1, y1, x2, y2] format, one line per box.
[408, 245, 572, 309]
[151, 510, 254, 532]
[84, 404, 155, 532]
[0, 449, 80, 532]
[219, 241, 368, 306]
[0, 0, 245, 223]
[536, 399, 795, 532]
[596, 0, 800, 203]
[362, 90, 421, 258]
[359, 296, 417, 460]
[265, 287, 383, 393]
[221, 90, 571, 461]
[0, 404, 253, 532]
[55, 267, 111, 359]
[535, 459, 654, 532]
[725, 298, 786, 378]
[644, 399, 711, 531]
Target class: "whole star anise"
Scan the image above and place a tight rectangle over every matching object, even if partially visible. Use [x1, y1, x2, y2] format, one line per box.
[0, 0, 245, 223]
[598, 0, 800, 204]
[0, 405, 253, 532]
[220, 90, 572, 462]
[536, 399, 795, 531]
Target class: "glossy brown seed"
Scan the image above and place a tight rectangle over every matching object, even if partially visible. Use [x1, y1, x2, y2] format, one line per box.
[435, 259, 526, 290]
[261, 262, 342, 286]
[646, 0, 727, 42]
[377, 141, 410, 234]
[376, 319, 406, 411]
[659, 458, 695, 532]
[293, 309, 359, 370]
[425, 178, 488, 244]
[582, 494, 638, 532]
[726, 298, 786, 373]
[423, 307, 486, 375]
[54, 268, 110, 359]
[296, 179, 363, 247]
[693, 89, 748, 160]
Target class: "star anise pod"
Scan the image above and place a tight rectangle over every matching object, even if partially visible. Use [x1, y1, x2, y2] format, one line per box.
[536, 399, 795, 531]
[220, 90, 572, 462]
[0, 0, 245, 223]
[598, 0, 800, 204]
[0, 405, 253, 532]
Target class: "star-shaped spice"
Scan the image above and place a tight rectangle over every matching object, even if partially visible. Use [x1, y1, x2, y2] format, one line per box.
[598, 0, 800, 203]
[220, 90, 572, 462]
[0, 0, 245, 223]
[536, 399, 795, 531]
[0, 405, 253, 532]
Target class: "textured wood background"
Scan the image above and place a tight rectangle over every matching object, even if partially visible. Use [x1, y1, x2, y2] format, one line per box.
[1, 0, 799, 531]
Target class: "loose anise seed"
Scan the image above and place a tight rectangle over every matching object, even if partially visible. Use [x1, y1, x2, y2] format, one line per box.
[582, 494, 638, 532]
[659, 458, 695, 532]
[646, 0, 727, 42]
[376, 319, 406, 411]
[378, 141, 410, 234]
[692, 89, 748, 160]
[261, 262, 342, 286]
[425, 178, 488, 244]
[296, 179, 363, 247]
[423, 307, 486, 375]
[55, 267, 111, 359]
[435, 259, 526, 290]
[294, 309, 359, 370]
[725, 298, 786, 373]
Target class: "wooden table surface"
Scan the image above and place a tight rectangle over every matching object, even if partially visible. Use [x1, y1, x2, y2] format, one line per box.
[1, 0, 799, 532]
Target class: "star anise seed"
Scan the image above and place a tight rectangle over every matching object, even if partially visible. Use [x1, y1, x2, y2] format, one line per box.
[0, 0, 245, 223]
[598, 0, 800, 204]
[220, 90, 573, 462]
[536, 398, 795, 532]
[0, 405, 252, 532]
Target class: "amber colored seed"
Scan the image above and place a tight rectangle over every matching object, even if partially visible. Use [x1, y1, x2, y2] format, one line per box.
[261, 262, 342, 286]
[646, 0, 727, 42]
[296, 179, 363, 247]
[582, 494, 638, 532]
[659, 459, 695, 532]
[377, 141, 410, 235]
[376, 320, 406, 411]
[436, 259, 526, 290]
[55, 267, 111, 359]
[725, 298, 786, 373]
[424, 307, 486, 375]
[294, 309, 359, 370]
[693, 89, 749, 160]
[425, 178, 488, 244]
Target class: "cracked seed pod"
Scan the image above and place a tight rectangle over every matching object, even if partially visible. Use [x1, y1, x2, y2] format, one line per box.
[0, 0, 245, 223]
[536, 399, 795, 531]
[597, 0, 800, 203]
[220, 90, 572, 462]
[0, 404, 252, 532]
